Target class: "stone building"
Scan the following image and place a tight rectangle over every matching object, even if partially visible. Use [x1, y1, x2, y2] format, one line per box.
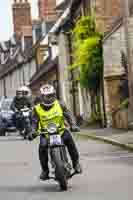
[54, 0, 129, 127]
[103, 24, 127, 128]
[93, 0, 133, 128]
[53, 0, 93, 120]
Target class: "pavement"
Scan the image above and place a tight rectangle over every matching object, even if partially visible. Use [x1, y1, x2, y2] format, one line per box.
[80, 127, 133, 151]
[1, 135, 133, 199]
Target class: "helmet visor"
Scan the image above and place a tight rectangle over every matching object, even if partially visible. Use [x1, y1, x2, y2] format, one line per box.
[42, 94, 55, 106]
[16, 91, 23, 98]
[23, 91, 28, 96]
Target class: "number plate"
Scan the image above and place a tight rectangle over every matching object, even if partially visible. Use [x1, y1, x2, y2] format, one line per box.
[50, 135, 62, 146]
[23, 111, 29, 117]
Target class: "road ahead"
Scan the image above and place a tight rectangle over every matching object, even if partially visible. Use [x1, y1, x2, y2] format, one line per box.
[0, 134, 133, 200]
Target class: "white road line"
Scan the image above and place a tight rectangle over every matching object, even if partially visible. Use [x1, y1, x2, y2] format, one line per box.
[86, 154, 133, 161]
[82, 150, 129, 155]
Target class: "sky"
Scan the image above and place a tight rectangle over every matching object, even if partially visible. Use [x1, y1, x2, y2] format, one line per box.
[0, 0, 38, 41]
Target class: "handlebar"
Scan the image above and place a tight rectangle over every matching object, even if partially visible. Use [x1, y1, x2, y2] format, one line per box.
[21, 108, 30, 112]
[38, 127, 66, 136]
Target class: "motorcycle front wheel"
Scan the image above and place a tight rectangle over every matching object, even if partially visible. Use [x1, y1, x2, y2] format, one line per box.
[51, 147, 68, 191]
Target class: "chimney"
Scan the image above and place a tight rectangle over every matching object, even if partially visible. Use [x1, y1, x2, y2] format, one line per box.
[12, 0, 32, 37]
[38, 0, 57, 22]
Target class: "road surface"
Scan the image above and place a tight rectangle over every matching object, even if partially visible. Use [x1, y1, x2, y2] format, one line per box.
[0, 134, 132, 199]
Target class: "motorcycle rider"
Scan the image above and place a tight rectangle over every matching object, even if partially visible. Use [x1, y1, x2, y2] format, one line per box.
[21, 85, 33, 125]
[11, 86, 32, 132]
[21, 86, 32, 99]
[29, 84, 82, 180]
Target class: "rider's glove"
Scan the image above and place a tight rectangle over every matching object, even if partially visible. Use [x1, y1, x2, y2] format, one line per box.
[14, 108, 19, 112]
[71, 125, 80, 132]
[28, 132, 37, 141]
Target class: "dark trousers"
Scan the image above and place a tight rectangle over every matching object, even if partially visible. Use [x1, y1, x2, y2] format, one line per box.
[13, 114, 23, 130]
[13, 113, 31, 131]
[39, 129, 79, 172]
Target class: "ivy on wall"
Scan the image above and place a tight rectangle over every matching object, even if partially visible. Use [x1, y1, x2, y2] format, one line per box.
[72, 16, 103, 94]
[70, 16, 104, 124]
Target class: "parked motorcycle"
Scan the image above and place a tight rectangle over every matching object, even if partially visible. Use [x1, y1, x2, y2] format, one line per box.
[40, 123, 76, 191]
[15, 107, 31, 139]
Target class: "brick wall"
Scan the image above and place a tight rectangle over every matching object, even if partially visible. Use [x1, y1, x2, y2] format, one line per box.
[38, 0, 57, 22]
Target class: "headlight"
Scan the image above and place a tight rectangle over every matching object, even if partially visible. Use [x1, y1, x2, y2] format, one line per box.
[47, 123, 57, 134]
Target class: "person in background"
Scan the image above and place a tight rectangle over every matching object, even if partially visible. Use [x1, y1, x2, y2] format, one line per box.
[11, 86, 32, 130]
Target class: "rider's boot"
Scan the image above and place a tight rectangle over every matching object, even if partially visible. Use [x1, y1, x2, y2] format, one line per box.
[40, 170, 49, 180]
[73, 161, 82, 174]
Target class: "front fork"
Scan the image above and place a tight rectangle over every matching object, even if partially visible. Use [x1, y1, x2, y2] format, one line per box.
[23, 117, 31, 137]
[50, 146, 72, 178]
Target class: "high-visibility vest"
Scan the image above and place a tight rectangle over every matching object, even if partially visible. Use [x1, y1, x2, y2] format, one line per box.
[35, 100, 65, 135]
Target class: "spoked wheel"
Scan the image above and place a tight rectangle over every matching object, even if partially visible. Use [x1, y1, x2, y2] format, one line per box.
[24, 119, 31, 140]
